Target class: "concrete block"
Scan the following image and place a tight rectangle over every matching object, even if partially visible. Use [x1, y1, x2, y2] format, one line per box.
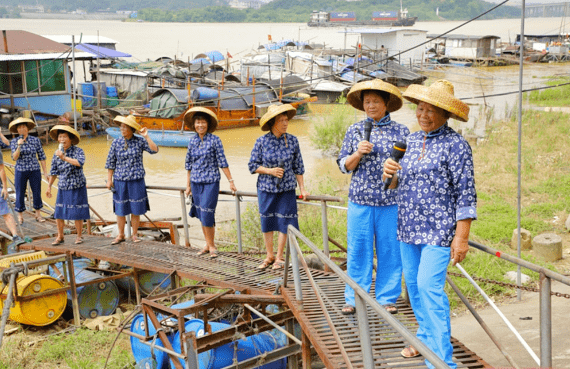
[532, 233, 563, 262]
[511, 228, 532, 250]
[504, 271, 531, 284]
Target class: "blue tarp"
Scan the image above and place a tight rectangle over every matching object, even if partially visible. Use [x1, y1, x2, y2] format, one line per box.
[204, 50, 224, 63]
[75, 43, 131, 58]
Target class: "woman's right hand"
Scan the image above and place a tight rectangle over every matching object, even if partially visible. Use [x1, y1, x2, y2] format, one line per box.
[357, 140, 373, 156]
[46, 188, 52, 198]
[106, 180, 113, 190]
[382, 158, 402, 182]
[184, 186, 191, 197]
[17, 138, 24, 146]
[271, 167, 284, 178]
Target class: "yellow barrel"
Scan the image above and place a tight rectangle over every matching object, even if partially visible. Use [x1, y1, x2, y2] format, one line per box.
[0, 275, 67, 326]
[71, 99, 82, 117]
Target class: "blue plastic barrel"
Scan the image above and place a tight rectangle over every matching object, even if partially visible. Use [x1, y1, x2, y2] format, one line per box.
[171, 319, 286, 369]
[78, 82, 94, 103]
[130, 314, 173, 369]
[191, 87, 219, 101]
[106, 86, 118, 97]
[116, 269, 171, 296]
[51, 258, 119, 319]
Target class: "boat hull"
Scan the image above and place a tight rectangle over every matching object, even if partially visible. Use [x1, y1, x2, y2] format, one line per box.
[105, 127, 196, 148]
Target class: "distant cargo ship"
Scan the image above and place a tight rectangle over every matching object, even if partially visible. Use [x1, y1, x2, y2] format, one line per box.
[307, 9, 417, 27]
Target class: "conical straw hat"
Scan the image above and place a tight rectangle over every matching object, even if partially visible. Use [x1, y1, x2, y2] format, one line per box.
[113, 115, 141, 132]
[259, 104, 296, 131]
[49, 125, 80, 145]
[183, 107, 219, 132]
[346, 79, 403, 113]
[9, 117, 36, 133]
[403, 80, 469, 122]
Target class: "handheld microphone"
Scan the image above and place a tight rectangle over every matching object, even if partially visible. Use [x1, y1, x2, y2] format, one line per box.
[58, 143, 64, 153]
[363, 119, 372, 142]
[276, 159, 285, 189]
[383, 141, 407, 191]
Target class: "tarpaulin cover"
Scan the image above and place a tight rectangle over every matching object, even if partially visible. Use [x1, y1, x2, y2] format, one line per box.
[75, 43, 132, 58]
[149, 89, 187, 118]
[205, 50, 224, 63]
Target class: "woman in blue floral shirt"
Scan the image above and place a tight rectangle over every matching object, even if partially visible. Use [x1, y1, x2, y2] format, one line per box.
[383, 80, 476, 367]
[9, 117, 48, 224]
[184, 107, 237, 258]
[337, 79, 409, 316]
[248, 104, 309, 270]
[46, 125, 89, 245]
[105, 115, 158, 244]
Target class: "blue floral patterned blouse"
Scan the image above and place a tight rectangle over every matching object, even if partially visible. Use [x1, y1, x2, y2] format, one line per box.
[337, 114, 410, 207]
[185, 133, 229, 183]
[105, 135, 158, 181]
[248, 132, 305, 193]
[49, 145, 86, 190]
[0, 141, 8, 150]
[397, 123, 477, 248]
[10, 135, 46, 172]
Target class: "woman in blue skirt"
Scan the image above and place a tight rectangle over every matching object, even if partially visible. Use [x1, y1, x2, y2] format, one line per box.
[46, 125, 89, 245]
[105, 115, 158, 244]
[184, 107, 237, 257]
[9, 117, 48, 224]
[248, 104, 309, 270]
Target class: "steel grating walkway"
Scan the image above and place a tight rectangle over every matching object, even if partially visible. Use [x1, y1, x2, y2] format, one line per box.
[22, 234, 489, 368]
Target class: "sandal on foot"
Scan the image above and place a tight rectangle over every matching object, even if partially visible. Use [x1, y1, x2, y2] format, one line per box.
[51, 238, 65, 246]
[18, 216, 24, 225]
[75, 237, 83, 245]
[209, 252, 218, 259]
[401, 345, 420, 358]
[197, 248, 210, 256]
[272, 259, 285, 270]
[36, 216, 45, 223]
[111, 236, 125, 245]
[131, 236, 142, 243]
[384, 304, 398, 314]
[341, 305, 355, 315]
[258, 257, 275, 270]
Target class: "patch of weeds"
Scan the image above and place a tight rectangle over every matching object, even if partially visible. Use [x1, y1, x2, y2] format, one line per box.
[310, 103, 356, 155]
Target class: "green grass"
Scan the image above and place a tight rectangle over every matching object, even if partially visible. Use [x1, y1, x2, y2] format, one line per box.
[527, 76, 570, 106]
[310, 101, 357, 156]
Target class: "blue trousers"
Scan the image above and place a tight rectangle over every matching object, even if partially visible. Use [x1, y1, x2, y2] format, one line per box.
[400, 242, 455, 369]
[14, 170, 43, 212]
[345, 202, 401, 307]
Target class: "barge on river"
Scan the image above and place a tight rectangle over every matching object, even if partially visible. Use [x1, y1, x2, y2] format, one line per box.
[308, 9, 417, 27]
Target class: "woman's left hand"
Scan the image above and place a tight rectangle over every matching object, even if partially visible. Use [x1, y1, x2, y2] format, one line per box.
[139, 127, 148, 138]
[450, 236, 469, 265]
[56, 150, 64, 159]
[299, 189, 310, 201]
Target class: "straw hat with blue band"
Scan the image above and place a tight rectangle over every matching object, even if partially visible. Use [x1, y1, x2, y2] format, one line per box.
[113, 115, 141, 132]
[9, 117, 36, 134]
[346, 79, 403, 113]
[403, 80, 469, 122]
[259, 104, 296, 131]
[183, 107, 219, 132]
[49, 125, 80, 145]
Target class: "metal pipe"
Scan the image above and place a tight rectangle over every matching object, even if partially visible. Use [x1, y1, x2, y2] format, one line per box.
[179, 190, 190, 247]
[454, 263, 539, 365]
[2, 31, 15, 112]
[446, 276, 520, 369]
[289, 234, 303, 303]
[71, 35, 77, 131]
[320, 200, 329, 260]
[126, 215, 132, 239]
[354, 295, 374, 368]
[539, 273, 552, 368]
[235, 194, 242, 253]
[243, 304, 301, 345]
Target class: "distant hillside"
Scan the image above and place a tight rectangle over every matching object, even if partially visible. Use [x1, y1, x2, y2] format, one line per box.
[1, 0, 520, 21]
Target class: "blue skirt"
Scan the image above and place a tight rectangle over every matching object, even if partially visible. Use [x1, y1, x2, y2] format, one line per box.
[54, 186, 90, 220]
[113, 178, 150, 216]
[190, 181, 219, 227]
[258, 189, 299, 234]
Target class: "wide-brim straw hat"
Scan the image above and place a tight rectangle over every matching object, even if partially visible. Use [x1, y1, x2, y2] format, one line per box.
[9, 117, 36, 134]
[183, 107, 219, 132]
[113, 115, 141, 132]
[346, 79, 403, 113]
[49, 125, 80, 145]
[259, 104, 296, 131]
[403, 80, 469, 122]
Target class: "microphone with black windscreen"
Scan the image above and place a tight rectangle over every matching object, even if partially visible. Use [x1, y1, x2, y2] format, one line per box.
[382, 141, 407, 190]
[276, 159, 285, 189]
[363, 119, 372, 143]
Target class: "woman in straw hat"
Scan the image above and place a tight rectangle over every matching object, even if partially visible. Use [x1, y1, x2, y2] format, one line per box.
[105, 115, 158, 244]
[183, 107, 237, 258]
[46, 125, 89, 245]
[383, 80, 476, 366]
[337, 79, 410, 316]
[248, 104, 309, 270]
[9, 117, 48, 224]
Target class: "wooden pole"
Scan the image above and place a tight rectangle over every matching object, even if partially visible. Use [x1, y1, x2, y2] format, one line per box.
[2, 31, 15, 112]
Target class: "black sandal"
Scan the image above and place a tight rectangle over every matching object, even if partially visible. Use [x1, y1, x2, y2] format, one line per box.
[51, 238, 64, 246]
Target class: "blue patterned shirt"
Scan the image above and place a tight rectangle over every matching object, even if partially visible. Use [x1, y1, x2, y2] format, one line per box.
[248, 132, 305, 193]
[49, 145, 86, 190]
[397, 124, 477, 248]
[0, 141, 8, 150]
[337, 114, 410, 207]
[105, 135, 158, 181]
[185, 133, 229, 183]
[10, 135, 46, 172]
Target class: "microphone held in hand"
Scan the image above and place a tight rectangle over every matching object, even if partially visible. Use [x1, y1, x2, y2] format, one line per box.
[383, 141, 407, 191]
[58, 143, 64, 153]
[363, 119, 372, 142]
[276, 159, 285, 189]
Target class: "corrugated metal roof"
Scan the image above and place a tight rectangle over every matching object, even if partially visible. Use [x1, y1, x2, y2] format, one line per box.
[1, 30, 70, 55]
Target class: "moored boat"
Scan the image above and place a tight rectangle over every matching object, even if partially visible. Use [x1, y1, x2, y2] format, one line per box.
[105, 127, 195, 147]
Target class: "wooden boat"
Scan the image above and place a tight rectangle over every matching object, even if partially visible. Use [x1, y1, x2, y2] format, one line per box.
[105, 127, 195, 147]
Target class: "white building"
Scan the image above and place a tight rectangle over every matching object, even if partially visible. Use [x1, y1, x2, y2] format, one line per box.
[345, 28, 428, 64]
[228, 0, 263, 9]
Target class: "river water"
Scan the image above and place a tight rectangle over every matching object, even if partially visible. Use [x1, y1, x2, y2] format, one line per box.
[2, 19, 568, 223]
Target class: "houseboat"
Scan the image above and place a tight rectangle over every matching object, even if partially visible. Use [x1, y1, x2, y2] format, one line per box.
[307, 9, 417, 27]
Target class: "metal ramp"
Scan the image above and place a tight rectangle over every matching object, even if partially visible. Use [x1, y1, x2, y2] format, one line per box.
[21, 234, 489, 368]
